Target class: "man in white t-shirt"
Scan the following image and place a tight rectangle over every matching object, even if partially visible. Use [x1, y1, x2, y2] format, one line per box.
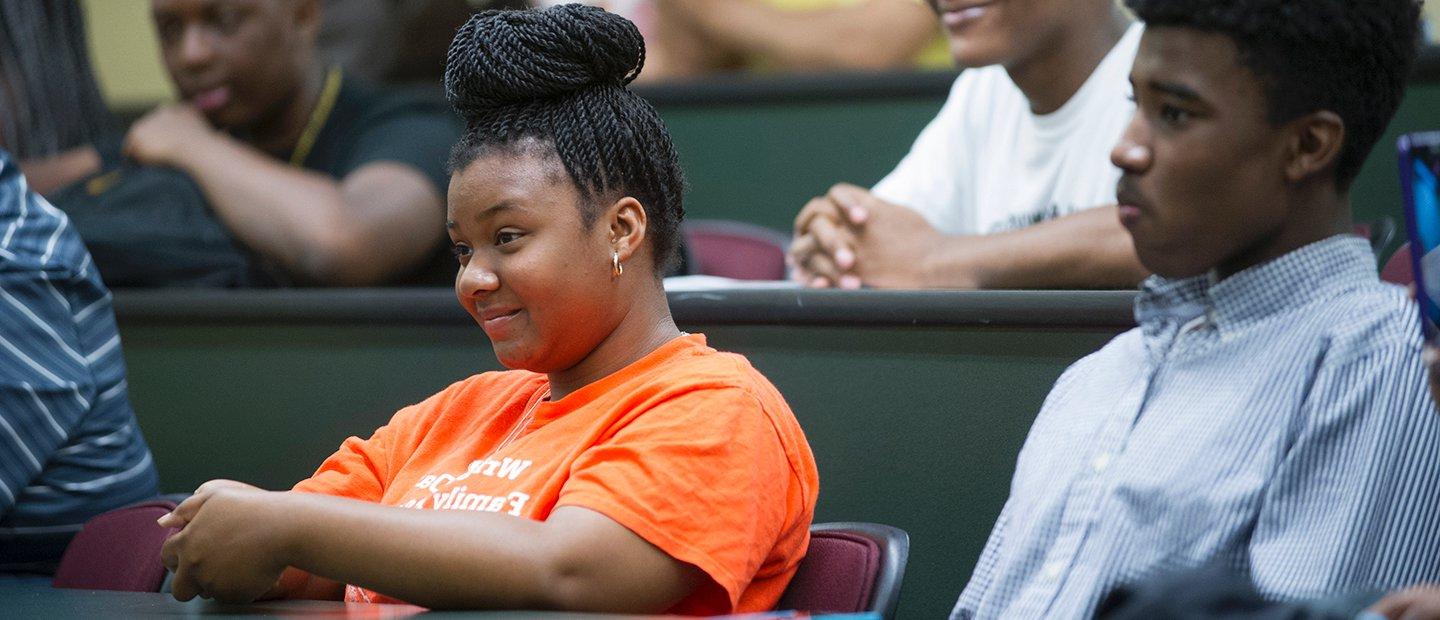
[790, 0, 1149, 289]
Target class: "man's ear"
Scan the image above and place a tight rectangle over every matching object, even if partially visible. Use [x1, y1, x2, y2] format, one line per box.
[607, 197, 648, 264]
[1284, 110, 1345, 184]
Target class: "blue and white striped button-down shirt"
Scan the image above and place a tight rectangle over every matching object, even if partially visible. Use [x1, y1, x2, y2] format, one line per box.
[0, 151, 158, 572]
[953, 235, 1440, 619]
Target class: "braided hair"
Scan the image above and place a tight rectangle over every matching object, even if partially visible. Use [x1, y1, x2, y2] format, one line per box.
[444, 4, 685, 275]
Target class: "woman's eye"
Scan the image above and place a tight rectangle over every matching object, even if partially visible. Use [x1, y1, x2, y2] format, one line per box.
[495, 231, 522, 246]
[450, 243, 472, 260]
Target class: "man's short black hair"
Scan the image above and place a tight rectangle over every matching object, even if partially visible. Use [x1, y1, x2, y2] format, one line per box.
[1125, 0, 1422, 190]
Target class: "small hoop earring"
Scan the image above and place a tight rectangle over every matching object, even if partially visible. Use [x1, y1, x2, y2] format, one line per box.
[611, 250, 623, 278]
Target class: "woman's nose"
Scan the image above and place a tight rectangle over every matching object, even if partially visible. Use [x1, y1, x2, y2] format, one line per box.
[457, 261, 500, 298]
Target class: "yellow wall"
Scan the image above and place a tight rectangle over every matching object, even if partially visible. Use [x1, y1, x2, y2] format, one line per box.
[1427, 2, 1440, 44]
[83, 0, 173, 109]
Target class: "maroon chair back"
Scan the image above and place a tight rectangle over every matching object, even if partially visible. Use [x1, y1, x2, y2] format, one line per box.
[52, 499, 179, 592]
[684, 219, 790, 281]
[776, 522, 910, 620]
[1383, 242, 1414, 285]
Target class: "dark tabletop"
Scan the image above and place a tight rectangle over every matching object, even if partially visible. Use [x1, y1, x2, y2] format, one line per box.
[0, 582, 879, 619]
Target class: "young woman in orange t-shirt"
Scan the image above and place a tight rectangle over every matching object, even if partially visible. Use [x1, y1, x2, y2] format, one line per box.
[155, 5, 818, 614]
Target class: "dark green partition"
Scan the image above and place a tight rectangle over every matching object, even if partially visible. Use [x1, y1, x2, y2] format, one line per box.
[114, 288, 1132, 620]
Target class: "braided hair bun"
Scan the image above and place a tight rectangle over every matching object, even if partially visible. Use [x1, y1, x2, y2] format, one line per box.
[444, 4, 646, 119]
[443, 5, 685, 276]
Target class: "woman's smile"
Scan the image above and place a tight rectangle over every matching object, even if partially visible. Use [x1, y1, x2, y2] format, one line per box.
[478, 306, 524, 339]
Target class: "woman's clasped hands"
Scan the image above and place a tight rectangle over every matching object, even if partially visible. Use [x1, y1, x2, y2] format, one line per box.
[157, 479, 294, 604]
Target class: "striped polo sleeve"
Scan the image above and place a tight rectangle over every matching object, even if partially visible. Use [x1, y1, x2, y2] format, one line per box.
[0, 153, 158, 570]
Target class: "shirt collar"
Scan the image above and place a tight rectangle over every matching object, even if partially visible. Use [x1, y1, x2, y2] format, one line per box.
[1135, 235, 1378, 334]
[1135, 272, 1208, 343]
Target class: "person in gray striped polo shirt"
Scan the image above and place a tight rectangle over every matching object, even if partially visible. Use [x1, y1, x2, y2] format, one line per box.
[0, 149, 159, 575]
[952, 1, 1440, 618]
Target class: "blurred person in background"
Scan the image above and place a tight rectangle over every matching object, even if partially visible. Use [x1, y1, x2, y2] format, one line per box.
[0, 0, 113, 196]
[641, 0, 950, 81]
[316, 0, 527, 87]
[790, 0, 1149, 290]
[43, 0, 459, 287]
[527, 0, 946, 82]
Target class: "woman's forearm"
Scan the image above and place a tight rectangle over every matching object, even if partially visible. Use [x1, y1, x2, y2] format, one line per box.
[276, 493, 698, 612]
[281, 492, 561, 609]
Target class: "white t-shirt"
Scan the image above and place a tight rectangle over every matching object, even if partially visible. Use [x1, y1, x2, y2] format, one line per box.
[872, 23, 1143, 236]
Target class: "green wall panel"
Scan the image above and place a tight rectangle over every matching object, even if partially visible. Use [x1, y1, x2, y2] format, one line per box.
[662, 100, 944, 233]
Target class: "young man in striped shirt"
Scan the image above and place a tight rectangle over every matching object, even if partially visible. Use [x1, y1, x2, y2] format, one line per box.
[953, 1, 1440, 617]
[0, 150, 159, 574]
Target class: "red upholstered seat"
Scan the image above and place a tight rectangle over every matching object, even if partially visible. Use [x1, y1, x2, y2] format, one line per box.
[776, 522, 910, 620]
[684, 219, 790, 281]
[52, 499, 179, 592]
[1383, 242, 1414, 285]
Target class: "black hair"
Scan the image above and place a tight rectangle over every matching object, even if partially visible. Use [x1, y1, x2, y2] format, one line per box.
[1125, 0, 1422, 190]
[0, 0, 111, 157]
[444, 4, 685, 275]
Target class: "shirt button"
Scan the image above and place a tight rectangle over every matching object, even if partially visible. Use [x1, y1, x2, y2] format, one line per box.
[1043, 562, 1064, 580]
[1092, 453, 1112, 473]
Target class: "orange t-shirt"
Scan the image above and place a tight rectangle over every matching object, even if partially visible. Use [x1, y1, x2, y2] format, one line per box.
[291, 334, 818, 614]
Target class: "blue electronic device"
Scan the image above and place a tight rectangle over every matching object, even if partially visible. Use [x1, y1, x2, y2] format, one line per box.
[1398, 131, 1440, 342]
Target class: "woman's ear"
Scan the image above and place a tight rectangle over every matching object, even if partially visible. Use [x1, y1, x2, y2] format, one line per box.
[1284, 110, 1345, 185]
[607, 197, 648, 263]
